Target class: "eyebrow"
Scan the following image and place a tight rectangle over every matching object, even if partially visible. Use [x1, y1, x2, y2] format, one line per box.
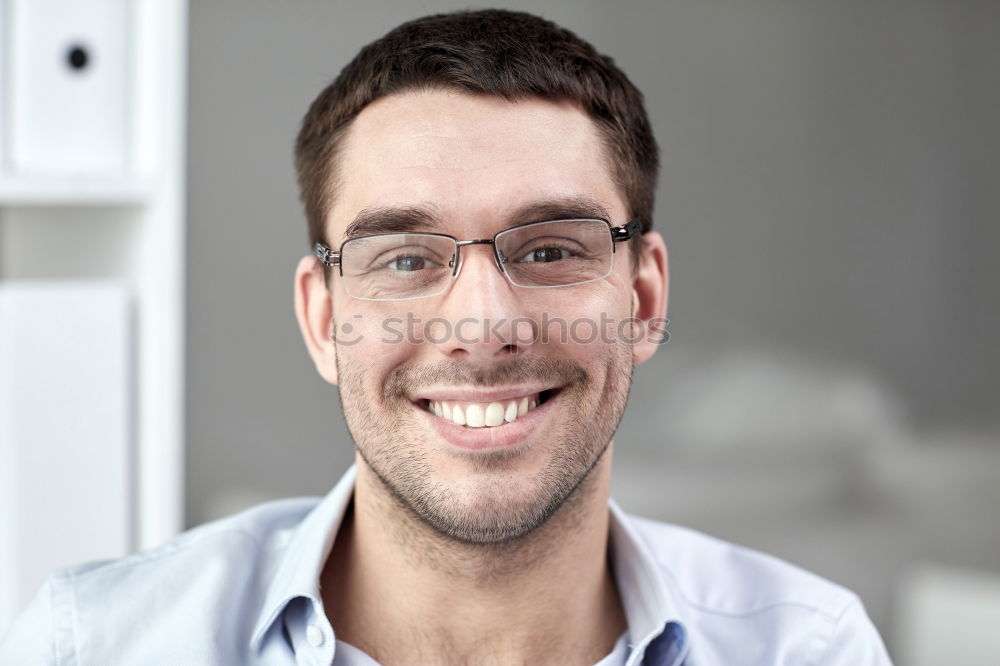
[340, 195, 613, 242]
[504, 196, 612, 227]
[343, 206, 443, 241]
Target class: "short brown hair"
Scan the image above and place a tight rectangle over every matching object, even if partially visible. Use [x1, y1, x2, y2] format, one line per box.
[295, 9, 658, 260]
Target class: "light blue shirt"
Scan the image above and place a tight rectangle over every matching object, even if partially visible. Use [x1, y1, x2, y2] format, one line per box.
[1, 466, 891, 665]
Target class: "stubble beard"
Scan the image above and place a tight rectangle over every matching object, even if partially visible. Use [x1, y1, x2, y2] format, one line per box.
[335, 341, 634, 547]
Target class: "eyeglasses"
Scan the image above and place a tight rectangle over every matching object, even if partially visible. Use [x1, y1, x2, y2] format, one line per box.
[314, 217, 642, 301]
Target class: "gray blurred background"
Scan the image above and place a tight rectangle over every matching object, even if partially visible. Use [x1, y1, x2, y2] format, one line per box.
[185, 1, 1000, 661]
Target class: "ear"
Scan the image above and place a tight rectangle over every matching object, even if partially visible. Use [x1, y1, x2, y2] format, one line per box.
[294, 255, 339, 385]
[630, 231, 669, 366]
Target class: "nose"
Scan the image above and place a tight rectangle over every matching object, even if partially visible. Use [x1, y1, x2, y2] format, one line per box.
[431, 244, 537, 361]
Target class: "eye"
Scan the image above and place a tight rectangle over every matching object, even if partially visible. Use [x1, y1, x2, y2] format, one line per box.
[385, 255, 442, 271]
[516, 247, 570, 263]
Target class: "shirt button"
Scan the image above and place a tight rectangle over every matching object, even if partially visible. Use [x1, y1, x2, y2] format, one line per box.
[306, 623, 325, 647]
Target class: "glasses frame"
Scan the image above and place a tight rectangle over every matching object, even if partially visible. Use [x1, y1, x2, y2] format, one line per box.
[314, 217, 643, 301]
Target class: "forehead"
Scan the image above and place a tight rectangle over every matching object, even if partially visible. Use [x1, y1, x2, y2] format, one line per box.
[327, 90, 624, 239]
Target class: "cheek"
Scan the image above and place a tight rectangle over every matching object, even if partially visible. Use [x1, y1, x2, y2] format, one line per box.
[333, 305, 424, 386]
[535, 284, 633, 339]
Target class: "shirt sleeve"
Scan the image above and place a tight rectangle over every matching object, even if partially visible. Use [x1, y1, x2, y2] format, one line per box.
[817, 600, 894, 666]
[0, 577, 58, 665]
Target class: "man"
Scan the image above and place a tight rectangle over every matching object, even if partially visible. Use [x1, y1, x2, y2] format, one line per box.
[1, 9, 891, 665]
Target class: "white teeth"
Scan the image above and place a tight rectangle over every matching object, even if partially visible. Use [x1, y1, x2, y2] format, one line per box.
[484, 402, 504, 427]
[466, 404, 485, 428]
[428, 393, 548, 427]
[517, 397, 529, 417]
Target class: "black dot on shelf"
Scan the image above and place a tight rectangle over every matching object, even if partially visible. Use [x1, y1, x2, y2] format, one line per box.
[67, 45, 90, 71]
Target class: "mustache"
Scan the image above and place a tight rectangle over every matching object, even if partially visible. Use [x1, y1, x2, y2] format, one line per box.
[383, 356, 589, 398]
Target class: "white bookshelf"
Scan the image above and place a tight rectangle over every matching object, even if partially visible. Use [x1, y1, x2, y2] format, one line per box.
[0, 176, 153, 204]
[0, 0, 187, 627]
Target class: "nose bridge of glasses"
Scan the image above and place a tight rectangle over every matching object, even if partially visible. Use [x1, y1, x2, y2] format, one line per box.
[452, 238, 505, 279]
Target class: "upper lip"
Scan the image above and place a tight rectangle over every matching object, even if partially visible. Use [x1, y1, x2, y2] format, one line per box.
[410, 385, 557, 403]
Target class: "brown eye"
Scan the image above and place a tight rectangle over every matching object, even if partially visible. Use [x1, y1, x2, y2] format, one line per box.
[519, 247, 567, 263]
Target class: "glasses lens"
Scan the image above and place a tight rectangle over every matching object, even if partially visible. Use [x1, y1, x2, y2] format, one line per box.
[495, 219, 613, 287]
[340, 234, 457, 300]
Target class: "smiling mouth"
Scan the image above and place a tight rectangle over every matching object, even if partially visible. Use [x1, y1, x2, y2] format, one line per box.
[420, 390, 557, 428]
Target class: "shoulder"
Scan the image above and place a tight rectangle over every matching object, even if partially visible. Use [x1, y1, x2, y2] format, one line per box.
[627, 513, 857, 617]
[621, 513, 893, 664]
[69, 495, 319, 593]
[0, 496, 320, 664]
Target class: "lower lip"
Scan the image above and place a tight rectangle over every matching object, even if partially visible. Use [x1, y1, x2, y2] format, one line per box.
[418, 395, 555, 451]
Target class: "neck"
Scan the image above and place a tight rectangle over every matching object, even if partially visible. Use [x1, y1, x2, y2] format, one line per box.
[322, 448, 626, 665]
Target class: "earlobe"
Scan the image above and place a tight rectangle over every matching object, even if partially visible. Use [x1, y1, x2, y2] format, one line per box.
[293, 255, 340, 385]
[630, 232, 669, 366]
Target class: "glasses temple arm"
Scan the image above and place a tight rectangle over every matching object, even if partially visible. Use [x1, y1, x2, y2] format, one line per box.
[314, 242, 340, 267]
[611, 218, 643, 244]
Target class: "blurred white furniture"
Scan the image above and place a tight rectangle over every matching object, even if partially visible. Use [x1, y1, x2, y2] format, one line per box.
[613, 346, 1000, 661]
[895, 563, 1000, 666]
[0, 0, 187, 630]
[6, 0, 128, 173]
[0, 282, 131, 625]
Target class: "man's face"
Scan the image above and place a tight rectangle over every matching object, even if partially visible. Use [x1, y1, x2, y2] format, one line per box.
[308, 90, 661, 544]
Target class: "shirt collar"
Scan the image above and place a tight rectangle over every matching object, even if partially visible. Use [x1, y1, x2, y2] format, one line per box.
[607, 499, 690, 664]
[249, 466, 688, 662]
[249, 465, 357, 650]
